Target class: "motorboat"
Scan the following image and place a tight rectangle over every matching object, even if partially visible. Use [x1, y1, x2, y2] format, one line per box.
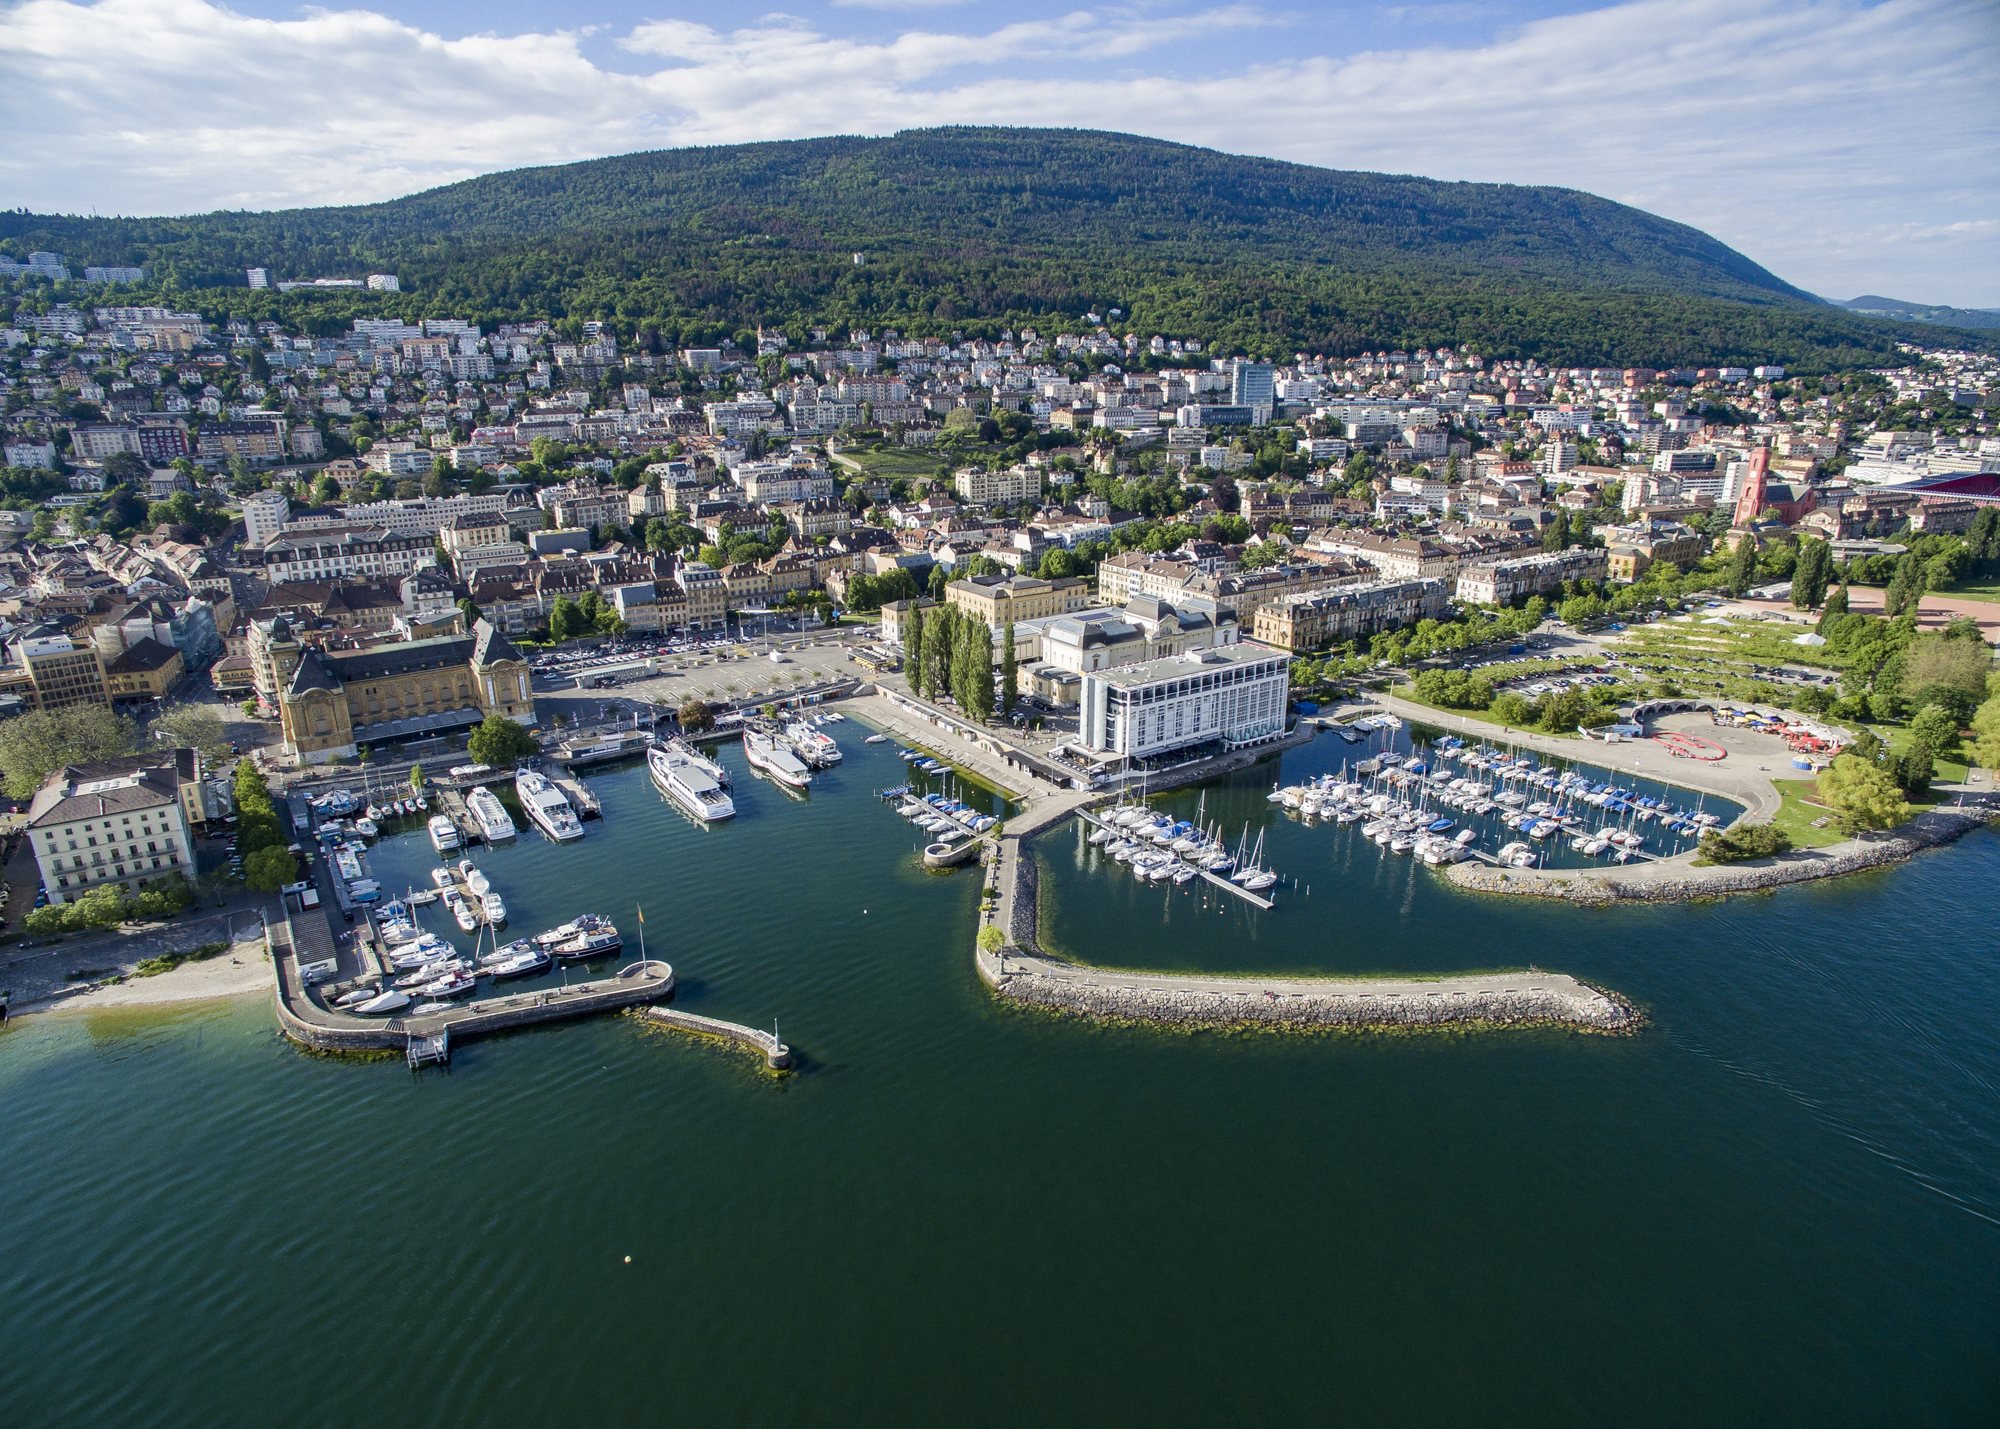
[485, 945, 552, 980]
[448, 895, 480, 934]
[534, 914, 613, 949]
[332, 985, 382, 1008]
[553, 927, 623, 961]
[413, 970, 477, 999]
[462, 862, 491, 897]
[395, 958, 472, 990]
[516, 769, 585, 843]
[465, 786, 517, 843]
[352, 989, 411, 1016]
[481, 891, 507, 925]
[480, 938, 537, 967]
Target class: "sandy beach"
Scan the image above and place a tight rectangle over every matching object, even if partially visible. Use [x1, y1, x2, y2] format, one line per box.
[4, 928, 272, 1023]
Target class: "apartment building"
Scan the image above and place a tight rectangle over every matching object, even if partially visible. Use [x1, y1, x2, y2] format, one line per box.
[944, 572, 1093, 631]
[1250, 578, 1450, 652]
[952, 465, 1044, 506]
[261, 526, 436, 583]
[26, 750, 203, 904]
[1453, 548, 1608, 606]
[241, 489, 290, 546]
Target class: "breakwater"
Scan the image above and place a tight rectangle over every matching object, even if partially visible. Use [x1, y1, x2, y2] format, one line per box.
[1446, 806, 1996, 904]
[977, 814, 1640, 1034]
[640, 1007, 793, 1069]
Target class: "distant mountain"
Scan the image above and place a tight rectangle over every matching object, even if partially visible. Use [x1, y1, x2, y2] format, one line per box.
[4, 127, 1990, 370]
[1833, 295, 2000, 331]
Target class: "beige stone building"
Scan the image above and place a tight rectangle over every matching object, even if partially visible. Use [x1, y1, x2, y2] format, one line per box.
[266, 619, 533, 764]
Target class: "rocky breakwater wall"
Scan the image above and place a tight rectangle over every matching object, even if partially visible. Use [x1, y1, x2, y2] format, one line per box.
[1447, 807, 1995, 906]
[978, 822, 1639, 1035]
[994, 963, 1639, 1033]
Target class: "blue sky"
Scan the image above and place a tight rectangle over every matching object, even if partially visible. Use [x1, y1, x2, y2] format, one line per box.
[2, 0, 1996, 306]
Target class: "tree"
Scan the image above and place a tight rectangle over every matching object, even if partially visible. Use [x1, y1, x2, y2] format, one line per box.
[0, 706, 138, 800]
[150, 702, 233, 767]
[102, 450, 150, 486]
[1883, 552, 1923, 617]
[1816, 753, 1911, 834]
[1909, 704, 1961, 757]
[1791, 537, 1832, 610]
[408, 764, 426, 794]
[1817, 583, 1849, 628]
[1000, 620, 1019, 714]
[1970, 691, 2000, 769]
[466, 714, 539, 768]
[457, 597, 483, 628]
[678, 698, 715, 733]
[547, 596, 583, 643]
[904, 601, 927, 697]
[242, 845, 298, 895]
[1900, 634, 1991, 709]
[1726, 534, 1757, 598]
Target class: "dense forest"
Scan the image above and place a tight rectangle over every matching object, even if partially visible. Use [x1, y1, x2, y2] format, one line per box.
[3, 127, 1988, 370]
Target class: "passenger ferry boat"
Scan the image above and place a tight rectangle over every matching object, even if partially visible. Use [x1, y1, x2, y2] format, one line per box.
[663, 735, 729, 788]
[743, 727, 812, 791]
[554, 729, 652, 767]
[782, 718, 842, 768]
[464, 786, 517, 843]
[648, 744, 737, 823]
[515, 769, 584, 842]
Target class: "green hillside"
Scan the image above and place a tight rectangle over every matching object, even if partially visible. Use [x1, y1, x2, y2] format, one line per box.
[3, 127, 1983, 369]
[1833, 296, 2000, 331]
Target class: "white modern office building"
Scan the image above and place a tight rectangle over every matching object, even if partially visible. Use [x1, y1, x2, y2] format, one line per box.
[1077, 644, 1289, 763]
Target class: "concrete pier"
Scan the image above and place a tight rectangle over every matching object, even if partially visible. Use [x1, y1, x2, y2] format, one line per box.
[268, 907, 677, 1053]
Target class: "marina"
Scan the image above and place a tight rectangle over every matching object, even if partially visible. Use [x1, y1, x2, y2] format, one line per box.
[5, 720, 1998, 1428]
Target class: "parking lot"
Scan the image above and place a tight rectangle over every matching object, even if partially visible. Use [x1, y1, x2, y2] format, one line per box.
[532, 626, 874, 720]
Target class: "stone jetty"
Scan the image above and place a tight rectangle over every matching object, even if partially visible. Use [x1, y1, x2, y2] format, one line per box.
[974, 802, 1640, 1035]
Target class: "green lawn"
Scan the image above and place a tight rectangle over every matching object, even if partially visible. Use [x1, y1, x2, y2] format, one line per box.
[833, 445, 950, 481]
[1942, 578, 2000, 605]
[1871, 724, 1974, 783]
[1768, 779, 1849, 847]
[1391, 686, 1579, 738]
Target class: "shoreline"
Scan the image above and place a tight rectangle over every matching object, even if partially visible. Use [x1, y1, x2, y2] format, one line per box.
[4, 938, 272, 1024]
[1445, 805, 1995, 904]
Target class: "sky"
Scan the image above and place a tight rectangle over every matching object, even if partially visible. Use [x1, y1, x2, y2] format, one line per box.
[1, 0, 1996, 306]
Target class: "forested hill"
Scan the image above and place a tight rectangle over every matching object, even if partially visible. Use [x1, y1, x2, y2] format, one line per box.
[2, 127, 1983, 369]
[1833, 296, 2000, 331]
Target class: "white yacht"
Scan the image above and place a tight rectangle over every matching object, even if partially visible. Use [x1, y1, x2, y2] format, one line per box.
[743, 727, 811, 791]
[465, 786, 516, 843]
[648, 744, 737, 823]
[515, 769, 584, 843]
[427, 814, 461, 853]
[782, 719, 842, 768]
[481, 890, 508, 925]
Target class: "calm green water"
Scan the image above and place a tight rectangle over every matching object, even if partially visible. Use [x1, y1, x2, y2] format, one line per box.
[3, 733, 1997, 1426]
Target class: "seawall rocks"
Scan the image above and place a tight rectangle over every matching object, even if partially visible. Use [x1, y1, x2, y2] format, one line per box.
[1445, 808, 1994, 905]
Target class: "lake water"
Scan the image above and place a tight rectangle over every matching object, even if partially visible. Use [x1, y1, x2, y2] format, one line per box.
[2, 731, 1995, 1426]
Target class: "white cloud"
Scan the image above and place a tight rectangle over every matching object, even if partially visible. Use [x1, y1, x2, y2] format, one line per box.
[0, 0, 1994, 304]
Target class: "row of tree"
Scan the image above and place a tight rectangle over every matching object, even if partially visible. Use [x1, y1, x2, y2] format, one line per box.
[903, 601, 997, 722]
